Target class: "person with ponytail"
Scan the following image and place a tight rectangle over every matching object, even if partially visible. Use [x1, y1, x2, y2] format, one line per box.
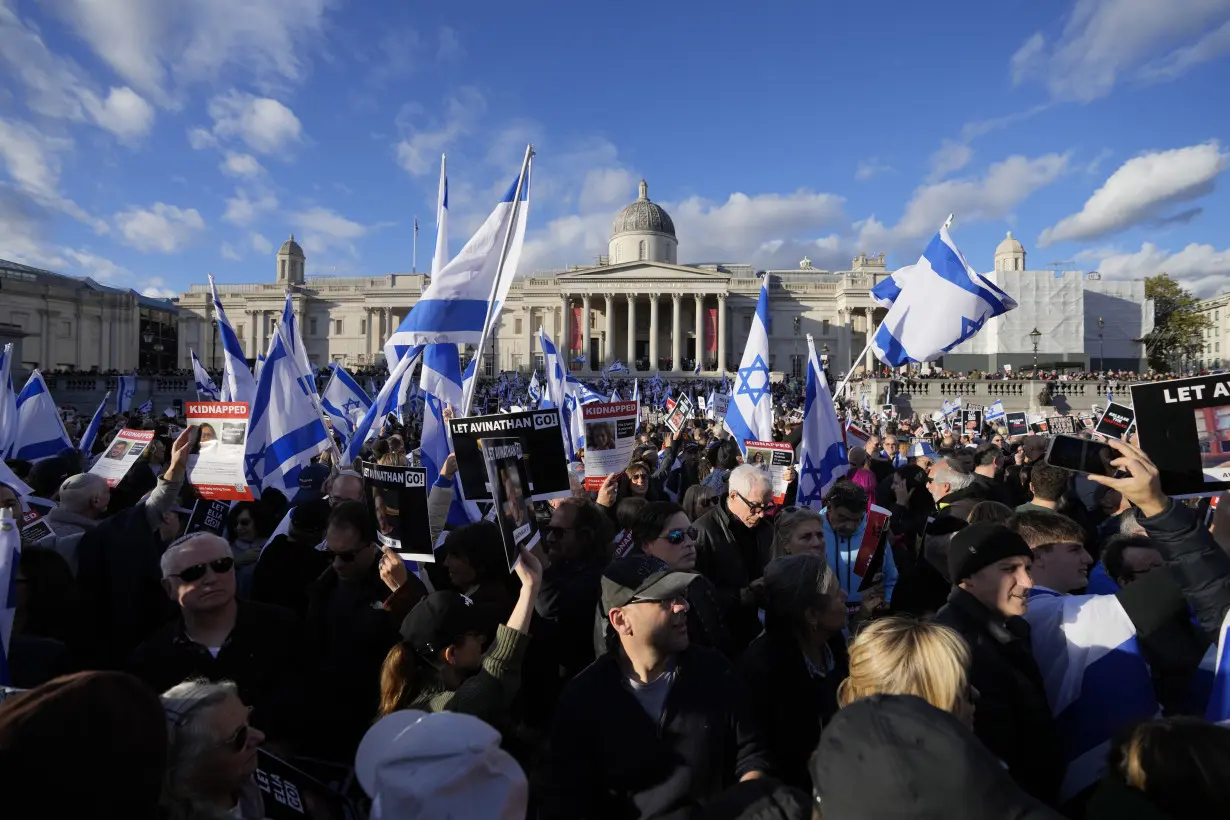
[378, 546, 542, 727]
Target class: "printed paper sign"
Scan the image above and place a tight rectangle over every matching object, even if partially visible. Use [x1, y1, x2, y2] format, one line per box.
[709, 393, 730, 421]
[361, 463, 433, 561]
[185, 402, 255, 501]
[961, 409, 983, 434]
[845, 423, 870, 450]
[88, 428, 154, 487]
[1005, 412, 1029, 438]
[1131, 374, 1230, 496]
[880, 404, 896, 418]
[481, 437, 541, 571]
[20, 514, 53, 545]
[449, 409, 570, 502]
[1048, 416, 1078, 436]
[581, 401, 640, 490]
[1094, 402, 1134, 440]
[743, 439, 795, 504]
[665, 395, 692, 434]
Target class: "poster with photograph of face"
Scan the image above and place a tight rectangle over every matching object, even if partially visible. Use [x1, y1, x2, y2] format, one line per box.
[743, 439, 795, 505]
[581, 401, 640, 490]
[185, 402, 255, 501]
[1132, 374, 1230, 496]
[480, 437, 540, 571]
[961, 409, 983, 433]
[449, 409, 570, 502]
[360, 462, 433, 561]
[89, 428, 154, 487]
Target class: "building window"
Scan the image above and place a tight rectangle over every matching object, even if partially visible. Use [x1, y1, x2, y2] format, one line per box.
[1218, 343, 1222, 353]
[791, 354, 804, 379]
[744, 316, 752, 331]
[534, 353, 544, 372]
[360, 318, 367, 335]
[59, 321, 71, 338]
[484, 356, 495, 378]
[310, 318, 318, 336]
[515, 318, 522, 335]
[822, 319, 830, 334]
[638, 240, 647, 261]
[334, 320, 343, 334]
[280, 260, 286, 279]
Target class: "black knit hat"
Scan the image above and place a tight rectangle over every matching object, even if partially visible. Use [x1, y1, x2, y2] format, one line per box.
[948, 523, 1032, 583]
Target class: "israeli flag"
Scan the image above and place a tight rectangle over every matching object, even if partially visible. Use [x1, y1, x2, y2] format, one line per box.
[246, 322, 333, 494]
[871, 265, 910, 310]
[694, 360, 702, 375]
[0, 508, 18, 685]
[871, 221, 1017, 366]
[78, 392, 110, 454]
[420, 344, 478, 527]
[607, 359, 629, 375]
[1209, 609, 1230, 725]
[191, 350, 221, 401]
[137, 398, 153, 415]
[952, 395, 963, 412]
[861, 392, 871, 413]
[432, 154, 449, 278]
[527, 372, 542, 405]
[278, 294, 317, 397]
[610, 389, 621, 402]
[566, 374, 605, 405]
[632, 378, 639, 406]
[209, 275, 257, 405]
[540, 328, 566, 410]
[941, 399, 953, 417]
[117, 374, 137, 414]
[705, 389, 716, 420]
[724, 275, 773, 454]
[986, 399, 1006, 422]
[0, 344, 18, 458]
[343, 347, 425, 465]
[461, 357, 477, 409]
[321, 364, 373, 449]
[254, 353, 265, 381]
[797, 335, 849, 509]
[384, 151, 532, 360]
[12, 371, 74, 462]
[1108, 388, 1113, 405]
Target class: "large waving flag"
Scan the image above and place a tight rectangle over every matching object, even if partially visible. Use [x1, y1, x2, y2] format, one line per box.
[607, 360, 629, 375]
[420, 344, 477, 527]
[12, 371, 73, 462]
[191, 349, 221, 401]
[343, 347, 425, 465]
[245, 321, 332, 494]
[724, 275, 773, 454]
[797, 335, 849, 509]
[321, 364, 373, 450]
[117, 374, 137, 414]
[566, 374, 606, 405]
[78, 391, 110, 454]
[540, 328, 566, 410]
[278, 294, 317, 397]
[137, 398, 153, 415]
[209, 275, 257, 405]
[0, 508, 18, 685]
[0, 344, 18, 458]
[870, 265, 910, 309]
[432, 154, 449, 278]
[986, 399, 1006, 422]
[872, 221, 1017, 366]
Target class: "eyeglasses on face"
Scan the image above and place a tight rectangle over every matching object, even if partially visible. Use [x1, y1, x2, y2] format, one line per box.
[173, 557, 235, 582]
[656, 526, 697, 545]
[734, 491, 778, 515]
[331, 545, 372, 563]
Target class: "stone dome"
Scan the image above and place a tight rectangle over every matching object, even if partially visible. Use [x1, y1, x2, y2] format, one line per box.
[611, 179, 675, 238]
[278, 234, 304, 257]
[995, 231, 1024, 256]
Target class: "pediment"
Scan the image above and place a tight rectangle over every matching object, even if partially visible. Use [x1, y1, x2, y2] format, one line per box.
[553, 262, 731, 281]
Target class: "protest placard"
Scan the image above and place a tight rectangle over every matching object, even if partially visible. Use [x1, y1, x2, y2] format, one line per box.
[744, 440, 795, 505]
[961, 409, 983, 433]
[880, 404, 896, 418]
[1048, 415, 1078, 436]
[185, 499, 232, 535]
[1005, 412, 1029, 438]
[481, 438, 541, 570]
[449, 409, 570, 502]
[709, 392, 730, 421]
[89, 428, 154, 487]
[361, 463, 433, 561]
[256, 750, 351, 820]
[665, 395, 692, 434]
[845, 423, 870, 450]
[580, 401, 640, 490]
[185, 402, 255, 501]
[20, 511, 53, 545]
[1131, 374, 1230, 496]
[1094, 402, 1134, 440]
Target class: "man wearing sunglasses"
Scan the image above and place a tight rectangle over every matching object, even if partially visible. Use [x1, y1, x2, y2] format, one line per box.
[130, 533, 299, 740]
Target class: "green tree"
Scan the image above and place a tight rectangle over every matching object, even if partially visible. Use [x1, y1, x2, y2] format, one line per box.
[1136, 274, 1211, 372]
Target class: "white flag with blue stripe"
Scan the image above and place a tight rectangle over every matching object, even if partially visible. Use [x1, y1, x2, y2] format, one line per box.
[254, 353, 265, 381]
[986, 399, 1006, 422]
[871, 222, 1017, 366]
[321, 364, 372, 450]
[432, 154, 449, 279]
[420, 344, 478, 527]
[724, 275, 773, 454]
[527, 372, 542, 405]
[607, 359, 629, 375]
[566, 374, 605, 406]
[209, 275, 257, 405]
[117, 374, 137, 414]
[137, 398, 153, 415]
[797, 335, 849, 509]
[540, 328, 566, 410]
[0, 509, 18, 685]
[78, 392, 110, 454]
[0, 344, 18, 458]
[941, 399, 953, 417]
[246, 321, 333, 494]
[1208, 609, 1230, 725]
[870, 265, 910, 310]
[343, 347, 425, 465]
[278, 294, 317, 397]
[191, 350, 221, 401]
[12, 370, 73, 462]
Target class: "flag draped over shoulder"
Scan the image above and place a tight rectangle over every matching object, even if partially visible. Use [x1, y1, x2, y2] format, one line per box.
[871, 222, 1016, 366]
[209, 275, 257, 405]
[797, 335, 849, 509]
[723, 275, 773, 454]
[12, 371, 74, 462]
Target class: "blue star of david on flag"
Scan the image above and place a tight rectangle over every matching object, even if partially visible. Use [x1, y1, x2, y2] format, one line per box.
[342, 397, 363, 415]
[797, 453, 828, 507]
[941, 314, 988, 353]
[736, 353, 771, 406]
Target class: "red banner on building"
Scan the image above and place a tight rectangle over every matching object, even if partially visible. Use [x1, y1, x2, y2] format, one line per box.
[705, 309, 717, 352]
[571, 307, 583, 352]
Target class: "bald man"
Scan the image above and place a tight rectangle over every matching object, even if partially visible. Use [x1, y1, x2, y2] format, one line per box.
[43, 473, 111, 575]
[129, 533, 298, 734]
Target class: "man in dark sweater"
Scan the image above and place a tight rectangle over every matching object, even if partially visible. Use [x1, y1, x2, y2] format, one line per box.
[542, 555, 770, 819]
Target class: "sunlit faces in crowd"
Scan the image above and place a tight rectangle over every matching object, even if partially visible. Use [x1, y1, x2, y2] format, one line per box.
[160, 534, 236, 613]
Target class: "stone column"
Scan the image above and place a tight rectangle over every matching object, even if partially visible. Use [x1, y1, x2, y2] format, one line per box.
[248, 310, 258, 359]
[559, 293, 569, 360]
[693, 293, 704, 372]
[364, 307, 373, 359]
[649, 296, 659, 370]
[626, 294, 636, 369]
[581, 293, 592, 372]
[604, 294, 615, 370]
[671, 294, 682, 372]
[865, 308, 876, 374]
[717, 294, 728, 373]
[526, 307, 534, 372]
[39, 308, 50, 368]
[76, 306, 85, 369]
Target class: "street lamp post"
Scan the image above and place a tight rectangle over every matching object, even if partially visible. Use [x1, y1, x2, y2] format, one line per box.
[1097, 317, 1104, 374]
[1029, 327, 1041, 371]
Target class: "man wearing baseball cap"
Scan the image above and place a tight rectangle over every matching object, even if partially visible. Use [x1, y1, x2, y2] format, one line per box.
[935, 523, 1062, 806]
[542, 554, 770, 819]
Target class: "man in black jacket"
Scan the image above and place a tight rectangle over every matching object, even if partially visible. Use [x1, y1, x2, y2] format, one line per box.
[542, 555, 770, 820]
[935, 523, 1062, 806]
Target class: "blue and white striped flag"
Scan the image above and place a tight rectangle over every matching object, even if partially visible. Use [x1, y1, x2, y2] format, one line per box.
[78, 392, 110, 454]
[432, 154, 450, 279]
[12, 371, 73, 462]
[527, 371, 542, 405]
[607, 359, 629, 375]
[246, 322, 333, 494]
[986, 399, 1006, 422]
[137, 398, 153, 415]
[191, 350, 221, 401]
[566, 375, 605, 406]
[254, 353, 265, 381]
[632, 378, 639, 405]
[321, 364, 372, 450]
[343, 347, 425, 465]
[861, 392, 871, 413]
[0, 509, 19, 685]
[117, 374, 137, 414]
[870, 265, 910, 310]
[941, 399, 953, 416]
[461, 357, 477, 408]
[797, 335, 849, 509]
[278, 294, 317, 397]
[209, 275, 257, 405]
[0, 344, 17, 458]
[420, 344, 478, 527]
[540, 328, 566, 410]
[610, 389, 621, 402]
[693, 360, 701, 375]
[871, 221, 1017, 366]
[724, 275, 773, 454]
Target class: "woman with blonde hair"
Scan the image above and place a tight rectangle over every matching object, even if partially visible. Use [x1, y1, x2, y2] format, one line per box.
[837, 616, 976, 728]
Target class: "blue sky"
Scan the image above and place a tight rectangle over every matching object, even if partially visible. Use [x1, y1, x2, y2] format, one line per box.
[1, 0, 1228, 298]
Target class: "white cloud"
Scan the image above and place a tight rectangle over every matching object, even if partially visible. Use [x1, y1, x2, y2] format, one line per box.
[88, 87, 156, 141]
[289, 207, 371, 256]
[207, 91, 302, 154]
[114, 202, 206, 253]
[187, 127, 217, 150]
[579, 168, 638, 212]
[220, 242, 242, 261]
[437, 26, 463, 61]
[250, 232, 273, 254]
[139, 278, 179, 299]
[1010, 0, 1230, 102]
[0, 117, 108, 232]
[1095, 242, 1230, 297]
[855, 158, 893, 181]
[395, 87, 486, 176]
[1039, 141, 1228, 246]
[220, 152, 264, 178]
[927, 140, 973, 182]
[222, 189, 278, 226]
[60, 248, 133, 284]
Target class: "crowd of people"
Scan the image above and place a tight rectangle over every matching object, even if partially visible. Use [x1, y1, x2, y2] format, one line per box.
[1, 377, 1229, 820]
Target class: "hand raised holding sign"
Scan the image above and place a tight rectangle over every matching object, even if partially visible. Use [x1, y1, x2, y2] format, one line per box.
[166, 425, 195, 480]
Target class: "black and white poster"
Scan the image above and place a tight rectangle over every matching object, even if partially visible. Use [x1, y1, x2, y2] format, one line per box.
[1132, 375, 1230, 496]
[255, 749, 351, 820]
[960, 409, 983, 434]
[1094, 403, 1135, 440]
[449, 409, 570, 502]
[481, 437, 541, 571]
[1005, 411, 1029, 438]
[361, 463, 433, 561]
[1048, 415, 1079, 436]
[186, 499, 231, 535]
